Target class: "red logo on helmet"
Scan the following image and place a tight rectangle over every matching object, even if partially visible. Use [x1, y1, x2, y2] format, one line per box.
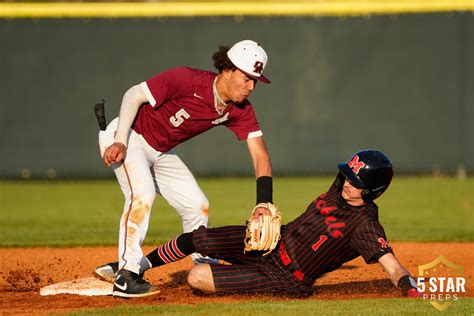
[348, 155, 365, 174]
[253, 61, 264, 74]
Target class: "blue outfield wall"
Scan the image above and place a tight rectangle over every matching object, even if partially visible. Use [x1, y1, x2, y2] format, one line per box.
[1, 14, 473, 178]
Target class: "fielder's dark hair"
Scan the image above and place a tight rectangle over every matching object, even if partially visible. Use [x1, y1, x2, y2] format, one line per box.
[212, 44, 236, 72]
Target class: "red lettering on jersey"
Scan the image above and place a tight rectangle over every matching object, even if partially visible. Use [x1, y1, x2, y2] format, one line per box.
[253, 61, 264, 74]
[316, 199, 325, 208]
[320, 206, 337, 215]
[311, 235, 328, 251]
[348, 155, 365, 174]
[325, 216, 336, 225]
[311, 192, 346, 252]
[323, 217, 346, 238]
[328, 222, 345, 238]
[378, 237, 391, 248]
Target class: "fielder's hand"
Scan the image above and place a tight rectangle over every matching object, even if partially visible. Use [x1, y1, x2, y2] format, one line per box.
[103, 142, 127, 166]
[244, 202, 282, 256]
[252, 205, 268, 220]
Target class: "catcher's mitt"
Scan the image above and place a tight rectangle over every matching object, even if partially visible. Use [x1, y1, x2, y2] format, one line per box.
[244, 202, 282, 256]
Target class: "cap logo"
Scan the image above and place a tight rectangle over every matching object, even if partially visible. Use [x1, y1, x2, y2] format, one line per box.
[253, 61, 264, 75]
[348, 155, 365, 174]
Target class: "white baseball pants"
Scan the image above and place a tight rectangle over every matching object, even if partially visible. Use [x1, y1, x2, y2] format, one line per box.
[99, 118, 209, 274]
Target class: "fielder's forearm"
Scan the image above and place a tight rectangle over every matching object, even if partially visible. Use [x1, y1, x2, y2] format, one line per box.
[114, 84, 148, 146]
[254, 154, 273, 203]
[247, 137, 272, 178]
[247, 137, 273, 203]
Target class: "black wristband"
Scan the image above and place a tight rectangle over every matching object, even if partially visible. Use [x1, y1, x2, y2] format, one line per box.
[256, 176, 273, 204]
[397, 275, 418, 292]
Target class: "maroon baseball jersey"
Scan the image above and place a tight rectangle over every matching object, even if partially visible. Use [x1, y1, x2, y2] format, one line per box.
[281, 176, 394, 283]
[132, 67, 262, 152]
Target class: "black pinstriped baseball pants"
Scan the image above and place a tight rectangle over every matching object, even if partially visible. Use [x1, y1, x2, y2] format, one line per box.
[192, 225, 313, 295]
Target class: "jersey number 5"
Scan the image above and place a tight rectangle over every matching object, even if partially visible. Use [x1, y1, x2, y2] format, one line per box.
[170, 109, 190, 127]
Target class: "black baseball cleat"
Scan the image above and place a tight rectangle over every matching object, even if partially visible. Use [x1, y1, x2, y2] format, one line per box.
[113, 269, 160, 298]
[94, 262, 119, 283]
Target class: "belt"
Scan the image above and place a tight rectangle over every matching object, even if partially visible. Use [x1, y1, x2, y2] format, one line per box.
[279, 242, 304, 282]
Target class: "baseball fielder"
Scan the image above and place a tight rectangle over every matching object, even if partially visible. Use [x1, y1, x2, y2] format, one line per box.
[96, 40, 274, 298]
[131, 150, 422, 297]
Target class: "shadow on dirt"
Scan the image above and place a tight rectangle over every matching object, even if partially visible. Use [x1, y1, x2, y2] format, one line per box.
[161, 270, 189, 289]
[314, 279, 395, 295]
[157, 269, 396, 298]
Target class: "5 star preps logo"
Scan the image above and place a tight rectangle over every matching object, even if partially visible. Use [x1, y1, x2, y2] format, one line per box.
[417, 256, 466, 311]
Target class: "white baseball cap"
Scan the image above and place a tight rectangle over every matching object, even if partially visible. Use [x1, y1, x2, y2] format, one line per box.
[227, 40, 270, 84]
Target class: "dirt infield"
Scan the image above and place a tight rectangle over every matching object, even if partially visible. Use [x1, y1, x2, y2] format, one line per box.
[1, 242, 472, 315]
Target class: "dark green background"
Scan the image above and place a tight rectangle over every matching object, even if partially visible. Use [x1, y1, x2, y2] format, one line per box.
[1, 14, 473, 178]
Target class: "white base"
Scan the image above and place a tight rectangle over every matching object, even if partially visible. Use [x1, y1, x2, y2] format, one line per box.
[39, 277, 113, 296]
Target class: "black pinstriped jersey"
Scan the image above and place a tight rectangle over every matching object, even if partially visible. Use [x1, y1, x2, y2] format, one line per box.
[281, 177, 393, 281]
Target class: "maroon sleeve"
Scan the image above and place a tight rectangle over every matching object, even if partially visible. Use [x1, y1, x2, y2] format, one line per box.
[224, 102, 261, 140]
[144, 67, 191, 107]
[350, 220, 394, 264]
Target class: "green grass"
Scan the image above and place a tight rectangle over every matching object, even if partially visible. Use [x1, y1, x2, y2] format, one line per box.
[0, 177, 472, 247]
[70, 298, 474, 316]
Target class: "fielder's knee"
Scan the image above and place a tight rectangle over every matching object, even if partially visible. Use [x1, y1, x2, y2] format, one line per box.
[187, 264, 216, 294]
[191, 195, 209, 218]
[131, 194, 155, 212]
[181, 196, 210, 232]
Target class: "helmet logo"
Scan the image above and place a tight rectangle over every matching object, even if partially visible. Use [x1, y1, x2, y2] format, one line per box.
[348, 155, 365, 174]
